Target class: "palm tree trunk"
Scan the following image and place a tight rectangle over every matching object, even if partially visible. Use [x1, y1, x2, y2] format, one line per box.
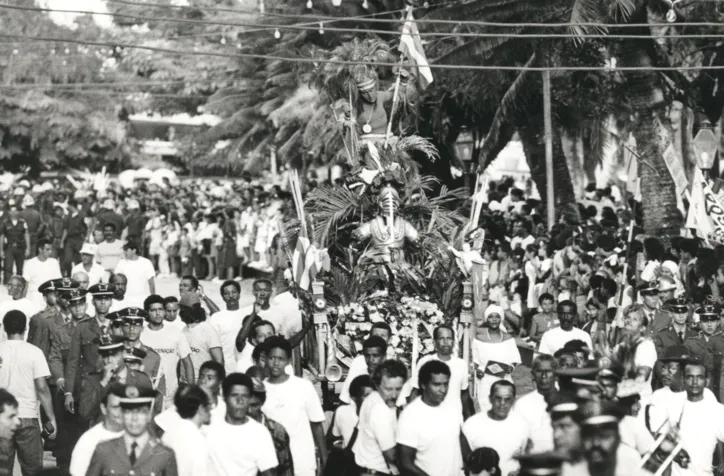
[518, 119, 578, 220]
[632, 112, 683, 237]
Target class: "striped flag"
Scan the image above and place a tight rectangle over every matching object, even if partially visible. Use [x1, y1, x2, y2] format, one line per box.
[399, 7, 433, 89]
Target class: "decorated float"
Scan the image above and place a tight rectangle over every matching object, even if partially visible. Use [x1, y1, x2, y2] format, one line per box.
[277, 38, 493, 405]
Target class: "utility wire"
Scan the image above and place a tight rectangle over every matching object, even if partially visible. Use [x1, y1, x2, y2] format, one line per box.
[5, 4, 724, 39]
[0, 32, 722, 71]
[103, 0, 724, 29]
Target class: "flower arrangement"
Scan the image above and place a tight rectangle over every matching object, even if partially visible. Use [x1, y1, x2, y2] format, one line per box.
[327, 292, 448, 365]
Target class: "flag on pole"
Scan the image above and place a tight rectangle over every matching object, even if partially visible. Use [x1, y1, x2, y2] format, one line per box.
[399, 7, 433, 88]
[686, 168, 724, 245]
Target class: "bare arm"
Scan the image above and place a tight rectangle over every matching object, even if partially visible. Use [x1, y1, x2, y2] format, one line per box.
[397, 444, 431, 476]
[288, 313, 314, 349]
[148, 277, 155, 295]
[34, 377, 57, 438]
[311, 421, 327, 471]
[235, 313, 259, 353]
[209, 347, 224, 366]
[181, 356, 194, 384]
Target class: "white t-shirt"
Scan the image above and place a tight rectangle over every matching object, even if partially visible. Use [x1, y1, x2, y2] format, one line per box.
[411, 354, 468, 414]
[332, 402, 358, 448]
[462, 411, 529, 476]
[397, 398, 464, 476]
[669, 399, 724, 476]
[262, 375, 326, 472]
[205, 419, 278, 476]
[235, 342, 293, 375]
[23, 257, 62, 307]
[96, 240, 124, 271]
[634, 339, 657, 397]
[71, 262, 108, 288]
[340, 348, 395, 404]
[182, 322, 222, 382]
[513, 391, 554, 452]
[140, 325, 191, 397]
[69, 423, 123, 476]
[353, 391, 397, 473]
[537, 326, 593, 356]
[619, 415, 655, 456]
[208, 309, 245, 375]
[0, 340, 50, 418]
[114, 257, 155, 298]
[162, 418, 212, 476]
[0, 298, 42, 341]
[108, 295, 145, 314]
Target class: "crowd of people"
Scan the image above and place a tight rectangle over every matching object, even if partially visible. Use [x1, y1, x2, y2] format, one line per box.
[0, 173, 721, 476]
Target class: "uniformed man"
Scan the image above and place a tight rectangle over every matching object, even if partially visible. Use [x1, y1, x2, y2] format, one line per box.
[516, 452, 568, 476]
[639, 281, 672, 335]
[64, 287, 114, 416]
[124, 347, 147, 372]
[119, 307, 164, 395]
[88, 283, 114, 328]
[50, 286, 92, 474]
[0, 201, 30, 283]
[684, 304, 724, 402]
[85, 383, 178, 476]
[79, 336, 154, 424]
[561, 400, 647, 476]
[653, 297, 697, 391]
[106, 311, 126, 339]
[27, 278, 64, 359]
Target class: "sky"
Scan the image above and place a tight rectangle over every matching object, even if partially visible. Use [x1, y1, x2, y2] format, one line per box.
[37, 0, 114, 29]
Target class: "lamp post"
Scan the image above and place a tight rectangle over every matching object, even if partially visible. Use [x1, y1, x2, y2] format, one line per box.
[694, 119, 718, 174]
[455, 130, 474, 191]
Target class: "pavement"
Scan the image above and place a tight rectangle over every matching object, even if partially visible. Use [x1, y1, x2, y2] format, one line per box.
[5, 275, 258, 476]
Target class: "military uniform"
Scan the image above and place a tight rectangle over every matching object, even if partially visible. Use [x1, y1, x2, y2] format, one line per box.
[85, 434, 178, 476]
[27, 306, 61, 360]
[118, 308, 166, 396]
[1, 217, 28, 283]
[78, 365, 154, 424]
[64, 316, 111, 397]
[685, 332, 724, 402]
[644, 308, 673, 336]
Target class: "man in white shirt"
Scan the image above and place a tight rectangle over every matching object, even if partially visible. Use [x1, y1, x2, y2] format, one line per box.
[108, 273, 145, 312]
[140, 295, 193, 409]
[22, 239, 62, 307]
[162, 384, 212, 476]
[179, 303, 224, 380]
[331, 375, 374, 448]
[397, 360, 464, 476]
[354, 360, 407, 476]
[206, 373, 278, 476]
[95, 223, 124, 272]
[164, 296, 185, 331]
[514, 353, 557, 452]
[114, 240, 155, 299]
[538, 300, 593, 356]
[71, 242, 107, 288]
[262, 336, 327, 476]
[208, 280, 246, 374]
[340, 322, 395, 404]
[0, 310, 57, 474]
[69, 382, 125, 476]
[0, 276, 42, 341]
[408, 324, 474, 417]
[462, 380, 529, 476]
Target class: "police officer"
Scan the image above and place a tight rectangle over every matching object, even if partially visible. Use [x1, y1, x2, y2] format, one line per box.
[653, 297, 697, 391]
[88, 283, 114, 328]
[0, 200, 30, 283]
[639, 281, 672, 335]
[27, 278, 64, 359]
[79, 336, 154, 424]
[50, 286, 91, 474]
[119, 307, 164, 395]
[85, 383, 177, 476]
[124, 347, 147, 372]
[684, 303, 724, 402]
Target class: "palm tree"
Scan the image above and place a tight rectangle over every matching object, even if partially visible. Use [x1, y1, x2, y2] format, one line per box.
[414, 0, 724, 235]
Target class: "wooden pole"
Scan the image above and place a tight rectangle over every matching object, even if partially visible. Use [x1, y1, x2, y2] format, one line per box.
[542, 67, 555, 229]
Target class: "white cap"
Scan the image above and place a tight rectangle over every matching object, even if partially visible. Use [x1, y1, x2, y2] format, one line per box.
[103, 199, 115, 209]
[22, 195, 35, 206]
[80, 242, 97, 255]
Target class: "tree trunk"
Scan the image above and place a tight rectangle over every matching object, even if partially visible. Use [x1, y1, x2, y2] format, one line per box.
[632, 112, 683, 237]
[518, 119, 579, 220]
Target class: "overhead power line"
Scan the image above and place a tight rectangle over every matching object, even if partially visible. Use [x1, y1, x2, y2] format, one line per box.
[103, 0, 724, 29]
[4, 4, 724, 39]
[0, 32, 722, 72]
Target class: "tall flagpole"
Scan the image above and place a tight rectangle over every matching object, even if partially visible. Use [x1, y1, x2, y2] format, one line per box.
[543, 66, 555, 229]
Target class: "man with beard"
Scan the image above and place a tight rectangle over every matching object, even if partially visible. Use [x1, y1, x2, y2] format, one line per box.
[462, 380, 529, 476]
[408, 325, 474, 417]
[665, 358, 724, 476]
[562, 400, 644, 476]
[205, 373, 278, 476]
[108, 273, 143, 312]
[514, 354, 558, 452]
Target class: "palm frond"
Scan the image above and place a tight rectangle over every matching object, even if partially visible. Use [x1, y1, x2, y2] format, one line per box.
[306, 185, 373, 247]
[479, 53, 538, 168]
[569, 0, 609, 39]
[434, 33, 526, 65]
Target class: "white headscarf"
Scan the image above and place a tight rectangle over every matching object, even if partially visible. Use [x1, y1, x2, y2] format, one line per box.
[484, 304, 505, 321]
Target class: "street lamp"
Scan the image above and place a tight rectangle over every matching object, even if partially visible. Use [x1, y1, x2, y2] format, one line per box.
[693, 119, 718, 171]
[455, 129, 475, 190]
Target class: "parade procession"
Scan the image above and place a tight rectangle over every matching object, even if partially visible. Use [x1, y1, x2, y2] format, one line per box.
[4, 0, 724, 475]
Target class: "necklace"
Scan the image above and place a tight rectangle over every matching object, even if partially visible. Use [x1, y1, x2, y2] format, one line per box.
[485, 328, 503, 344]
[361, 99, 376, 134]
